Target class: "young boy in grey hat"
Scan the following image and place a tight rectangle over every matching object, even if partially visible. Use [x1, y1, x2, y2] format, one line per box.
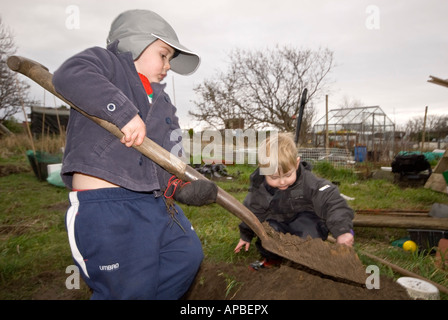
[53, 9, 217, 300]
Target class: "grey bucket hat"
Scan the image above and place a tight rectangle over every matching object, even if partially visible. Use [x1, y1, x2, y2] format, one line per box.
[107, 10, 200, 75]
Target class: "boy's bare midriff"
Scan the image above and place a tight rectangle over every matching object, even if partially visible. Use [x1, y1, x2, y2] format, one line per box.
[72, 173, 119, 190]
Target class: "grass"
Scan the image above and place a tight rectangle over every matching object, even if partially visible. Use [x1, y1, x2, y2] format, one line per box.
[341, 179, 448, 210]
[1, 135, 448, 299]
[181, 164, 260, 264]
[357, 238, 448, 298]
[0, 171, 72, 299]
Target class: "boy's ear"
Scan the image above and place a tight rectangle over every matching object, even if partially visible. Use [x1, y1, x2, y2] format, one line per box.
[296, 157, 300, 169]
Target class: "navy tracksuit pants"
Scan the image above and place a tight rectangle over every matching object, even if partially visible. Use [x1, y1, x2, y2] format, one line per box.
[66, 187, 203, 300]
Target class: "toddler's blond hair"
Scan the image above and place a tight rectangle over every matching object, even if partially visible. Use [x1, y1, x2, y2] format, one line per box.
[258, 132, 298, 175]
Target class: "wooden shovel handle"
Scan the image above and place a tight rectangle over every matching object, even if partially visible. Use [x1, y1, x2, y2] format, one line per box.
[7, 55, 269, 241]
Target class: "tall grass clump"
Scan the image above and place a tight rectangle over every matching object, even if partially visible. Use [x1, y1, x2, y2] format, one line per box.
[0, 132, 65, 164]
[312, 161, 359, 183]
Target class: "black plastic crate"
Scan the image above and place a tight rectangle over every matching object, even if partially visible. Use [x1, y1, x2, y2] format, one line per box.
[408, 229, 448, 253]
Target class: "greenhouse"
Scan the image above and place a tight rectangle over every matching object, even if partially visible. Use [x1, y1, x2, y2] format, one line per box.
[312, 106, 396, 162]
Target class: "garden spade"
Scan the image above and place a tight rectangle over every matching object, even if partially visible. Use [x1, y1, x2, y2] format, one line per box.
[7, 55, 367, 286]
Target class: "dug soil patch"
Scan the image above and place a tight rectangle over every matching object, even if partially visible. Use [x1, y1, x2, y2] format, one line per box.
[26, 259, 410, 300]
[185, 260, 411, 300]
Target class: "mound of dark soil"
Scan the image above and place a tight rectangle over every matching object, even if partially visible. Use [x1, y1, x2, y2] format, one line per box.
[185, 260, 411, 300]
[27, 259, 409, 300]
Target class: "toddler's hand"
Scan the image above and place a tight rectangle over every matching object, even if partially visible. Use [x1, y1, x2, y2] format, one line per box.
[336, 232, 354, 247]
[234, 239, 250, 253]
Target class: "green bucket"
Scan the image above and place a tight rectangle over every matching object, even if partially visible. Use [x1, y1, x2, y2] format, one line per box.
[26, 150, 63, 181]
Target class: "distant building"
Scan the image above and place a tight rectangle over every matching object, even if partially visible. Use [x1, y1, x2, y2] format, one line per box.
[30, 106, 70, 135]
[224, 118, 244, 130]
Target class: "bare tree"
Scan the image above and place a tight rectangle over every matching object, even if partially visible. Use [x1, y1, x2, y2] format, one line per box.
[338, 95, 364, 109]
[428, 114, 448, 142]
[0, 16, 31, 123]
[405, 114, 448, 143]
[190, 45, 334, 134]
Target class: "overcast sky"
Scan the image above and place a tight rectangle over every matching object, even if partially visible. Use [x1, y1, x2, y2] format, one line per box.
[2, 0, 447, 130]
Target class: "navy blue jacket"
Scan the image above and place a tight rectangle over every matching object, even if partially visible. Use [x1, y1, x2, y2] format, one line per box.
[53, 41, 180, 192]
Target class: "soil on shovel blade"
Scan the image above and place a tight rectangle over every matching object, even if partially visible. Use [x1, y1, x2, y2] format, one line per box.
[261, 223, 368, 285]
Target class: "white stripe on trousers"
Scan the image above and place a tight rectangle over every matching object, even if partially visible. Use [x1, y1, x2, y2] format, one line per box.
[67, 191, 89, 278]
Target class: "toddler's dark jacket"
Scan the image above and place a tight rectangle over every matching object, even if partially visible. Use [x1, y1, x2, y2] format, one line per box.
[239, 161, 354, 242]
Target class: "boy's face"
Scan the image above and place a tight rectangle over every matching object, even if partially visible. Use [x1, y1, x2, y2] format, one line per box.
[265, 157, 300, 190]
[134, 39, 175, 83]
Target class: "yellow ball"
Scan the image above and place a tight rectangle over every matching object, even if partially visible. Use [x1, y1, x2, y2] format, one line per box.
[403, 240, 417, 252]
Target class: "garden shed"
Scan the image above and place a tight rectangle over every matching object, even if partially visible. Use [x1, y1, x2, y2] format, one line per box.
[30, 106, 69, 136]
[312, 106, 396, 161]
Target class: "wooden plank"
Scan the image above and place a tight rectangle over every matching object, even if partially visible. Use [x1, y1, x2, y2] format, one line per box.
[355, 209, 429, 217]
[428, 75, 448, 89]
[353, 214, 448, 230]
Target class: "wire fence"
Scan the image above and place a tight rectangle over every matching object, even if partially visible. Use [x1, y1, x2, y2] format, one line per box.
[298, 148, 355, 168]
